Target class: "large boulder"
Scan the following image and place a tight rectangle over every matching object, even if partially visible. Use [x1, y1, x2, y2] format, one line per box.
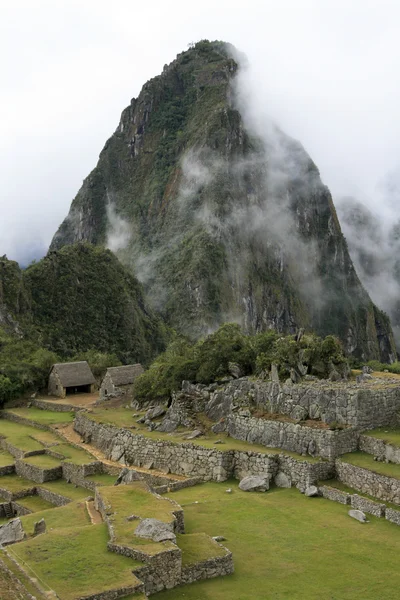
[33, 518, 46, 536]
[135, 518, 176, 542]
[145, 406, 166, 420]
[114, 468, 141, 486]
[348, 509, 368, 523]
[305, 486, 319, 497]
[239, 476, 269, 492]
[0, 518, 25, 546]
[274, 472, 292, 488]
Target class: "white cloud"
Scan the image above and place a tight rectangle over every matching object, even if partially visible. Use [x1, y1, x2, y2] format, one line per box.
[1, 0, 400, 266]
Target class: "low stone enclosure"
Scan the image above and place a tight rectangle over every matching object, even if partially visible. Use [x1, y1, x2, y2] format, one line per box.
[95, 480, 233, 595]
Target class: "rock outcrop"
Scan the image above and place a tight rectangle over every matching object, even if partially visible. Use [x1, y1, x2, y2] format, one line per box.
[49, 40, 395, 362]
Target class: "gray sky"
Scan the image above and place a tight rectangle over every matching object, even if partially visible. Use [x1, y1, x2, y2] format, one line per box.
[1, 0, 400, 264]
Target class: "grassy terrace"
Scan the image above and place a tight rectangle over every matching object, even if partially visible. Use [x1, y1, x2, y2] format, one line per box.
[0, 449, 14, 466]
[22, 454, 61, 469]
[16, 495, 55, 513]
[85, 473, 117, 486]
[88, 408, 320, 463]
[156, 482, 400, 600]
[50, 443, 94, 465]
[340, 451, 400, 479]
[20, 500, 91, 535]
[4, 407, 74, 425]
[364, 427, 400, 447]
[99, 482, 177, 550]
[178, 532, 227, 566]
[0, 419, 60, 452]
[37, 479, 89, 500]
[0, 474, 36, 493]
[8, 524, 142, 600]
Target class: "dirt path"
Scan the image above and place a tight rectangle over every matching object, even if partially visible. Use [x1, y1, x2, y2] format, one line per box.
[85, 500, 103, 525]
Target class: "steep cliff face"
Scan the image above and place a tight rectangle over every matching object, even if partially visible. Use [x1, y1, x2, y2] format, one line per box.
[0, 255, 28, 336]
[50, 40, 396, 362]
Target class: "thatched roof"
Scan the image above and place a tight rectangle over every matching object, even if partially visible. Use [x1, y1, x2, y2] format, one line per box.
[105, 364, 144, 386]
[51, 361, 96, 387]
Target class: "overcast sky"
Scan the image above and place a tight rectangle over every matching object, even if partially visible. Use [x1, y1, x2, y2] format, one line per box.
[1, 0, 400, 264]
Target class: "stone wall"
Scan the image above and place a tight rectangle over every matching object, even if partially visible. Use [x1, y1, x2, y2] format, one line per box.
[202, 378, 400, 429]
[319, 485, 351, 505]
[224, 414, 359, 459]
[0, 463, 15, 476]
[385, 507, 400, 526]
[180, 552, 234, 585]
[61, 461, 103, 488]
[15, 459, 62, 484]
[0, 482, 36, 501]
[75, 413, 334, 490]
[33, 398, 81, 412]
[36, 485, 73, 506]
[359, 435, 400, 464]
[336, 459, 400, 504]
[1, 410, 51, 431]
[350, 494, 386, 517]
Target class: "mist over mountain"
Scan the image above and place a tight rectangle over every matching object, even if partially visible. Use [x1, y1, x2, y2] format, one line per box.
[337, 171, 400, 347]
[49, 41, 396, 362]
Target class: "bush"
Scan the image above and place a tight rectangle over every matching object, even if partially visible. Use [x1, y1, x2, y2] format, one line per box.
[388, 362, 400, 374]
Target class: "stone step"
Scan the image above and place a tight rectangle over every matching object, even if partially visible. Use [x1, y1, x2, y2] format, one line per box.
[3, 503, 14, 519]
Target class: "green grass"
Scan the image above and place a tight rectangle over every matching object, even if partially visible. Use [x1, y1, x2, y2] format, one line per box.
[0, 419, 60, 452]
[0, 549, 45, 599]
[0, 449, 14, 466]
[0, 474, 36, 493]
[340, 452, 400, 480]
[177, 533, 227, 566]
[22, 454, 61, 469]
[4, 408, 74, 425]
[85, 473, 117, 486]
[152, 481, 400, 600]
[16, 495, 55, 513]
[99, 482, 177, 549]
[37, 479, 89, 501]
[20, 500, 91, 535]
[51, 443, 94, 465]
[364, 428, 400, 447]
[8, 524, 143, 600]
[89, 409, 320, 462]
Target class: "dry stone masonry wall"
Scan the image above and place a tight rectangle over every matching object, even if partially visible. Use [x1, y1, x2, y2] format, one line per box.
[359, 435, 400, 464]
[335, 459, 400, 504]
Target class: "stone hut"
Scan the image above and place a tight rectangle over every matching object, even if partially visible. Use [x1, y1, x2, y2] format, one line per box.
[99, 364, 144, 401]
[48, 361, 96, 398]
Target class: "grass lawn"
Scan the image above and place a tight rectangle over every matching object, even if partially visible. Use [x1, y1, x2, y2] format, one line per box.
[364, 427, 400, 447]
[85, 473, 117, 486]
[89, 409, 320, 463]
[16, 495, 55, 513]
[0, 474, 36, 493]
[99, 482, 177, 549]
[0, 449, 14, 466]
[150, 481, 400, 600]
[51, 443, 94, 465]
[8, 524, 142, 600]
[340, 452, 400, 479]
[4, 408, 74, 425]
[37, 479, 89, 501]
[0, 420, 60, 452]
[177, 532, 227, 566]
[20, 500, 90, 535]
[22, 454, 61, 469]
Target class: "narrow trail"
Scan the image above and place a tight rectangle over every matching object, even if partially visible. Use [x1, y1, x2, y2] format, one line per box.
[55, 423, 186, 481]
[85, 500, 103, 525]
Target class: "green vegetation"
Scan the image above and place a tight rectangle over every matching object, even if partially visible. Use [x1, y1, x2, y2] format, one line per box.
[15, 495, 55, 513]
[0, 474, 36, 493]
[177, 532, 227, 566]
[51, 443, 94, 465]
[0, 419, 60, 452]
[155, 482, 400, 600]
[364, 427, 400, 446]
[37, 479, 89, 500]
[99, 482, 175, 547]
[23, 454, 61, 469]
[20, 500, 90, 534]
[8, 524, 142, 600]
[0, 449, 14, 466]
[360, 360, 400, 374]
[85, 473, 117, 486]
[133, 323, 348, 403]
[340, 451, 400, 479]
[5, 407, 74, 425]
